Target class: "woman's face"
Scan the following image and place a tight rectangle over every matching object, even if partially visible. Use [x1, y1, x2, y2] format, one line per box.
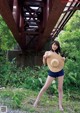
[52, 43, 58, 51]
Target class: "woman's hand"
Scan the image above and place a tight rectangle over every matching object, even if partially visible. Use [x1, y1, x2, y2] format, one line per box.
[62, 57, 66, 61]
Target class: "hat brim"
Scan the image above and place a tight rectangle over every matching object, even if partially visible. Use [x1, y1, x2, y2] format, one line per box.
[47, 52, 64, 72]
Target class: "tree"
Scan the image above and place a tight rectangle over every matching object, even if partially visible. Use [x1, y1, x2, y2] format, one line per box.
[0, 16, 16, 50]
[58, 10, 80, 89]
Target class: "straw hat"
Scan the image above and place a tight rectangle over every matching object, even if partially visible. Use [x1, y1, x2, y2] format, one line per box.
[47, 52, 64, 72]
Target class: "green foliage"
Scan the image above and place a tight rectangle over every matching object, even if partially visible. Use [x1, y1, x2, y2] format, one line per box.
[0, 16, 16, 50]
[65, 10, 80, 31]
[58, 10, 80, 90]
[0, 59, 59, 94]
[0, 88, 80, 112]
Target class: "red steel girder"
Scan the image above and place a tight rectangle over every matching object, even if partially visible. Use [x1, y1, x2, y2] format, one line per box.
[35, 0, 67, 51]
[7, 0, 14, 11]
[0, 0, 26, 50]
[52, 0, 80, 38]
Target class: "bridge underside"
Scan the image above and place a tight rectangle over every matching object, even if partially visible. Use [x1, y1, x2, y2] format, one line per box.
[0, 0, 80, 52]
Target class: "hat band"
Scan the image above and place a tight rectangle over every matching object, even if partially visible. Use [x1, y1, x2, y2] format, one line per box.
[51, 59, 59, 67]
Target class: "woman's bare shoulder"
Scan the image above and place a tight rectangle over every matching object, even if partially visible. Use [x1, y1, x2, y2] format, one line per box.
[43, 51, 51, 58]
[44, 51, 51, 54]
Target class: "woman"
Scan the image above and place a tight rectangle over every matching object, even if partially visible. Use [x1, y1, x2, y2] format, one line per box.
[33, 40, 65, 111]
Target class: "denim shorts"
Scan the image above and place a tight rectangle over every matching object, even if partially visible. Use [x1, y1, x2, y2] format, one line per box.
[48, 69, 64, 78]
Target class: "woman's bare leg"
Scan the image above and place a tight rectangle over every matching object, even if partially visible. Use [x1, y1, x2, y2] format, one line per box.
[58, 76, 64, 111]
[33, 76, 54, 107]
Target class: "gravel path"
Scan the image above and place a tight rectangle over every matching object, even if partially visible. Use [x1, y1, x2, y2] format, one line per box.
[7, 109, 27, 113]
[0, 105, 27, 113]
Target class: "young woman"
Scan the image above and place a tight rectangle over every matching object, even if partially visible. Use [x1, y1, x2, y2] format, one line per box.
[33, 40, 65, 111]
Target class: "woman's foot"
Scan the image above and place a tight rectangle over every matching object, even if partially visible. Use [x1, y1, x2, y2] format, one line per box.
[33, 101, 38, 107]
[59, 106, 64, 111]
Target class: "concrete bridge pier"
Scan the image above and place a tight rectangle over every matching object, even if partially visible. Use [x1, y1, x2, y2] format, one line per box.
[7, 50, 44, 67]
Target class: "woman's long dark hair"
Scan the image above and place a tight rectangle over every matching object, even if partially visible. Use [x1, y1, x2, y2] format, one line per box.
[51, 40, 61, 54]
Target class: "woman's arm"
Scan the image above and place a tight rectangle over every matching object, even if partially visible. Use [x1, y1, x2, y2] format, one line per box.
[42, 51, 50, 65]
[43, 56, 47, 66]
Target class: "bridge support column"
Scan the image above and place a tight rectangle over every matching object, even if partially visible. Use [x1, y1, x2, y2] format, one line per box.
[13, 0, 20, 28]
[8, 0, 14, 11]
[49, 0, 53, 13]
[43, 0, 49, 29]
[7, 50, 43, 67]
